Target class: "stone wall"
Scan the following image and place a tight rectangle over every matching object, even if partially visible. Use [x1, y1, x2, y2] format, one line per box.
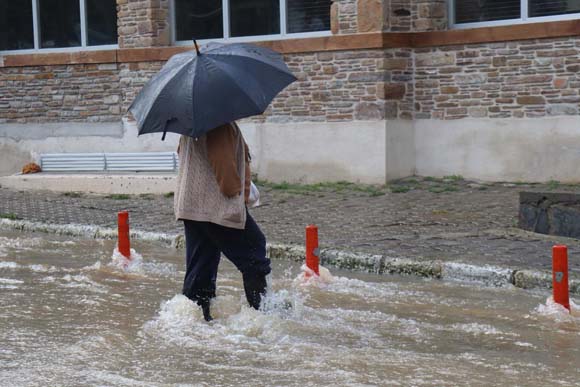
[386, 0, 447, 31]
[0, 64, 121, 124]
[117, 0, 170, 48]
[414, 37, 580, 119]
[331, 0, 359, 34]
[253, 49, 388, 123]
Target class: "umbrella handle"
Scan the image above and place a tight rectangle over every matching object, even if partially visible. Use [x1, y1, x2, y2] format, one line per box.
[193, 39, 200, 55]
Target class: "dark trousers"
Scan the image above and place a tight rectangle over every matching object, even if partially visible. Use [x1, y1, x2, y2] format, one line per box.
[182, 211, 271, 307]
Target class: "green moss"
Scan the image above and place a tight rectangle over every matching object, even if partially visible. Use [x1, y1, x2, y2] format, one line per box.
[547, 180, 560, 190]
[256, 180, 387, 196]
[0, 213, 21, 220]
[164, 192, 175, 198]
[105, 194, 130, 200]
[390, 185, 411, 193]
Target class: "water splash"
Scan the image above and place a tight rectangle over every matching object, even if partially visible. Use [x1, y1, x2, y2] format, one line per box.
[293, 264, 334, 287]
[109, 248, 144, 272]
[535, 296, 580, 323]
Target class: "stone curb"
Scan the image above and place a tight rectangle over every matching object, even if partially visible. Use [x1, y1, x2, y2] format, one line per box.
[1, 218, 578, 295]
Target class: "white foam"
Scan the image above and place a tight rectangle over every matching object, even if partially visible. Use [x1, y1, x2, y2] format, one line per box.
[450, 323, 503, 336]
[534, 296, 580, 322]
[0, 278, 23, 285]
[293, 264, 334, 287]
[0, 262, 19, 269]
[107, 248, 176, 277]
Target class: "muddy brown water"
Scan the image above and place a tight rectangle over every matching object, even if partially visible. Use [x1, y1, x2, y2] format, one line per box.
[1, 231, 579, 387]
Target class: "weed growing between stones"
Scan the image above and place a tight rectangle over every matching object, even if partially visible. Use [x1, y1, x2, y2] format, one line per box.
[105, 194, 130, 200]
[0, 213, 21, 220]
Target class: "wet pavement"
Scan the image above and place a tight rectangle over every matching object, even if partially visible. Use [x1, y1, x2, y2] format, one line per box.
[1, 177, 580, 275]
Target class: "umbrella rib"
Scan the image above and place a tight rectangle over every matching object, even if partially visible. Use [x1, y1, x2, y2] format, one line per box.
[208, 52, 295, 79]
[139, 59, 195, 133]
[202, 57, 263, 113]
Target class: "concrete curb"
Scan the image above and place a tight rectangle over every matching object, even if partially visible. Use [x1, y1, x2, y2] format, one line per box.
[1, 218, 578, 294]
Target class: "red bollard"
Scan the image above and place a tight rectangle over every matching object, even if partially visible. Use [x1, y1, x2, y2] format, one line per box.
[306, 225, 319, 276]
[118, 211, 131, 259]
[552, 245, 570, 311]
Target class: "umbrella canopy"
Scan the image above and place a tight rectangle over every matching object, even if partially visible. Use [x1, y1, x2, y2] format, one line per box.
[129, 42, 297, 139]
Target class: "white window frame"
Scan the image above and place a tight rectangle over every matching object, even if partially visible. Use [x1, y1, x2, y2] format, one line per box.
[171, 0, 332, 46]
[450, 0, 580, 29]
[0, 0, 118, 55]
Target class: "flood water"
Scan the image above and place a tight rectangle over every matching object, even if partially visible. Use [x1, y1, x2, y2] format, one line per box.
[1, 231, 580, 387]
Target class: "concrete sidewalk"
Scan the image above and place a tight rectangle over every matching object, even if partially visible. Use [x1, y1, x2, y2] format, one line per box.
[2, 177, 580, 292]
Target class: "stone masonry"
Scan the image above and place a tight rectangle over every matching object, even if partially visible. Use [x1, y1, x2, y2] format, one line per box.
[117, 0, 170, 48]
[0, 64, 121, 124]
[1, 0, 580, 125]
[414, 38, 580, 119]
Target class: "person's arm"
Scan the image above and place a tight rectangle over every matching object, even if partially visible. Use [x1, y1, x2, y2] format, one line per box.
[206, 123, 243, 198]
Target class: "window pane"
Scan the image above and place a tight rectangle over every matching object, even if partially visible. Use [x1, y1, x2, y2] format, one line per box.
[530, 0, 580, 17]
[87, 0, 117, 45]
[455, 0, 520, 23]
[0, 1, 34, 50]
[287, 0, 331, 33]
[39, 0, 81, 48]
[175, 0, 223, 41]
[230, 0, 280, 37]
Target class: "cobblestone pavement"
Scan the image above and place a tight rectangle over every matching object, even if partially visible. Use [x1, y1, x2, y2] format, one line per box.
[2, 177, 580, 274]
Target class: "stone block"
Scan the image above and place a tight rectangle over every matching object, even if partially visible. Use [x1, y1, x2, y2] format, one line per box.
[519, 192, 580, 239]
[379, 58, 408, 70]
[506, 75, 552, 84]
[348, 72, 384, 83]
[357, 0, 384, 32]
[416, 53, 455, 67]
[355, 102, 384, 120]
[454, 74, 487, 84]
[440, 86, 459, 94]
[547, 104, 578, 115]
[516, 96, 545, 105]
[382, 83, 406, 100]
[330, 2, 339, 34]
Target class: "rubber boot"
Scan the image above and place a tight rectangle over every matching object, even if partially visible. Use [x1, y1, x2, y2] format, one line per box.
[242, 272, 267, 310]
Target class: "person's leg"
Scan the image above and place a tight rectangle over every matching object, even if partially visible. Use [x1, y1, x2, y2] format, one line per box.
[183, 220, 221, 321]
[200, 211, 271, 310]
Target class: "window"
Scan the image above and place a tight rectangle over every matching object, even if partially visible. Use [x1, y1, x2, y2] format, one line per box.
[230, 0, 280, 37]
[0, 2, 34, 51]
[174, 0, 223, 40]
[0, 0, 117, 52]
[452, 0, 580, 26]
[86, 0, 118, 46]
[287, 0, 331, 33]
[173, 0, 332, 43]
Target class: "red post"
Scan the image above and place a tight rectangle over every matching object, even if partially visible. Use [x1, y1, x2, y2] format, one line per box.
[118, 211, 131, 259]
[552, 245, 570, 311]
[306, 225, 319, 276]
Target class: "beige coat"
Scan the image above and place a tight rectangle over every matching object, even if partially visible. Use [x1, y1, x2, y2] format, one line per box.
[174, 123, 250, 229]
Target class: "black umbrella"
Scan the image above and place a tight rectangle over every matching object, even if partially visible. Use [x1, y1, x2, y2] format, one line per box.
[129, 41, 297, 140]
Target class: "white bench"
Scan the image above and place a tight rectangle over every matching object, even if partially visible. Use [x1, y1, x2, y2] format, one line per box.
[39, 152, 178, 173]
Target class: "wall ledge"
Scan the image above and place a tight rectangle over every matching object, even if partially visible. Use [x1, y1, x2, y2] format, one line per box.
[2, 19, 580, 68]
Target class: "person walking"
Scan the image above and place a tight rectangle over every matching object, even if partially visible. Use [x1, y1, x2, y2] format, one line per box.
[174, 121, 271, 322]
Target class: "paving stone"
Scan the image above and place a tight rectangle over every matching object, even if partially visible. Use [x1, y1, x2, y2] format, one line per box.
[2, 181, 580, 275]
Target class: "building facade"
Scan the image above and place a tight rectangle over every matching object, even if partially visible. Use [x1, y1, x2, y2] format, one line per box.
[1, 0, 580, 183]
